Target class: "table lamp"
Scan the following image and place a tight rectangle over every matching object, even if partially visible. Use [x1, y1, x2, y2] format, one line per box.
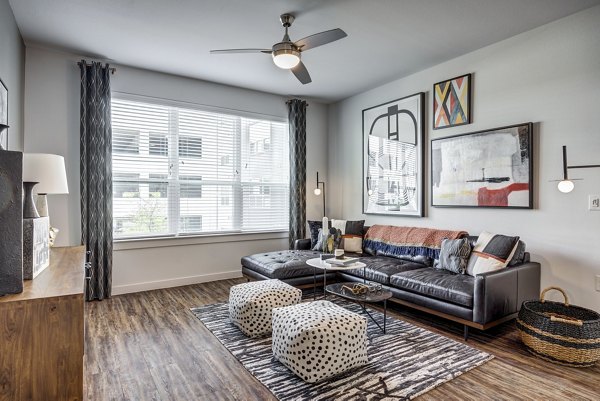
[22, 153, 69, 219]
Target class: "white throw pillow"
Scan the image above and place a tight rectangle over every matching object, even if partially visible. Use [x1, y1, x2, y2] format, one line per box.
[342, 235, 363, 253]
[466, 231, 520, 276]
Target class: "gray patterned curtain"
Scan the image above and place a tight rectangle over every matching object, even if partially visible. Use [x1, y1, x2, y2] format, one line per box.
[79, 61, 113, 301]
[287, 99, 307, 249]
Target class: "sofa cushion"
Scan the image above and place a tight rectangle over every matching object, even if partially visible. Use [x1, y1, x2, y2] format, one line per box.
[389, 268, 474, 308]
[241, 250, 321, 279]
[344, 256, 426, 285]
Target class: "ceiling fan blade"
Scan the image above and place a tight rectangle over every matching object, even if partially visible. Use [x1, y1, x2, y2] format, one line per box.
[291, 61, 312, 84]
[295, 28, 347, 51]
[210, 49, 272, 54]
[548, 178, 584, 182]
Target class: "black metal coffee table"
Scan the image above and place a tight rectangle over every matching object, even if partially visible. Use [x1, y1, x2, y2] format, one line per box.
[325, 282, 393, 334]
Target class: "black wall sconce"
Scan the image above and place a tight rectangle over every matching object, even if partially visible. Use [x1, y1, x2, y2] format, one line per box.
[554, 145, 600, 193]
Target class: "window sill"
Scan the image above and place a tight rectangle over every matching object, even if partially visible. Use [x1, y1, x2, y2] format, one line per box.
[114, 230, 289, 251]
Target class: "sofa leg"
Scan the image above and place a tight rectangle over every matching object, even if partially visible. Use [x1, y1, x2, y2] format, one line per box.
[463, 325, 469, 341]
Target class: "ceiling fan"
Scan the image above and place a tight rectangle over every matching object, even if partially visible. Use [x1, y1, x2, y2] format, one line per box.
[210, 14, 347, 85]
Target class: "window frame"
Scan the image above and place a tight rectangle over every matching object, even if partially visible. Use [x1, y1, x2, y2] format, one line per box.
[111, 92, 289, 242]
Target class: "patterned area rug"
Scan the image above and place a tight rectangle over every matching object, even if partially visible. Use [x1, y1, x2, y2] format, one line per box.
[191, 300, 492, 400]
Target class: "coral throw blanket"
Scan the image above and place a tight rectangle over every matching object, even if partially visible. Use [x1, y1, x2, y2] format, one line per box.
[363, 225, 468, 260]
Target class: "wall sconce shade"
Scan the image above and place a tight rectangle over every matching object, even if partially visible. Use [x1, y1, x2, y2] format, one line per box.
[557, 180, 574, 193]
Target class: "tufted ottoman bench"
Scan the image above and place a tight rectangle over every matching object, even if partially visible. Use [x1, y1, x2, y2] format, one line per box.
[229, 279, 302, 337]
[272, 300, 369, 383]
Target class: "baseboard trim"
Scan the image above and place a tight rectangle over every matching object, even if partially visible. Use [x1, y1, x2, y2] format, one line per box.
[112, 270, 243, 295]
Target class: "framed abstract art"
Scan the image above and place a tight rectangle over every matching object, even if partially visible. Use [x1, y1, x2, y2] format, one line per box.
[433, 73, 471, 130]
[431, 122, 533, 209]
[363, 92, 425, 217]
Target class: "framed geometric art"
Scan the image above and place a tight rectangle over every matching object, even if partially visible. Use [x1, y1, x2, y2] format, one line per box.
[433, 73, 471, 130]
[363, 92, 425, 216]
[431, 122, 533, 209]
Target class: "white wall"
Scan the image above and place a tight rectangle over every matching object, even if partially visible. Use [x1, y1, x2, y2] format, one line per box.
[328, 6, 600, 311]
[23, 46, 328, 294]
[0, 0, 25, 151]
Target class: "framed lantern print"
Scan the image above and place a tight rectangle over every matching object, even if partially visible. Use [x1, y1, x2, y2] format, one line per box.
[363, 92, 425, 217]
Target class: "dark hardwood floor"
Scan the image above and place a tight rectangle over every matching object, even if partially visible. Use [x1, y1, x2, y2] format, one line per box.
[85, 278, 600, 400]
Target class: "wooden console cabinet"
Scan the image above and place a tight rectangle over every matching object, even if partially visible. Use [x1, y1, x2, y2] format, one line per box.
[0, 246, 86, 401]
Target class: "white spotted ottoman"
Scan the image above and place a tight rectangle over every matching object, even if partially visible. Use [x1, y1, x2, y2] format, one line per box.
[272, 300, 368, 383]
[228, 279, 302, 338]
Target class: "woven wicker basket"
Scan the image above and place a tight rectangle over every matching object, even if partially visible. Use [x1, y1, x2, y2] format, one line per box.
[517, 287, 600, 367]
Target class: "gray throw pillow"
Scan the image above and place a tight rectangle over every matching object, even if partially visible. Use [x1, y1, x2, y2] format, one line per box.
[438, 238, 472, 274]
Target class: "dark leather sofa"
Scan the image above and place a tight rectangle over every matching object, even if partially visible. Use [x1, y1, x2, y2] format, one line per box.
[241, 235, 541, 339]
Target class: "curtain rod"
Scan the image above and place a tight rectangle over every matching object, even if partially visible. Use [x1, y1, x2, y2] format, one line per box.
[285, 98, 309, 106]
[77, 61, 116, 75]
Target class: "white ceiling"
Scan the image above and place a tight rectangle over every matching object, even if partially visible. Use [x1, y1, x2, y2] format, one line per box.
[9, 0, 600, 103]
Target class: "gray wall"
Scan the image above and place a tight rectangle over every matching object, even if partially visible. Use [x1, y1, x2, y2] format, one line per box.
[23, 45, 329, 294]
[328, 6, 600, 311]
[0, 0, 25, 150]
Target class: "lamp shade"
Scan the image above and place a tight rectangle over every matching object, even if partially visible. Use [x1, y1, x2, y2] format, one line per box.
[557, 180, 574, 193]
[23, 153, 69, 194]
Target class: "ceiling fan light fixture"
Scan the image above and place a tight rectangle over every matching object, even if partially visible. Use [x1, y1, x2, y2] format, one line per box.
[272, 43, 300, 69]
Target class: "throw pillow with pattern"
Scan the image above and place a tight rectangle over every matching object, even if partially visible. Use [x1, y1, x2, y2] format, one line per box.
[466, 231, 520, 276]
[438, 238, 472, 274]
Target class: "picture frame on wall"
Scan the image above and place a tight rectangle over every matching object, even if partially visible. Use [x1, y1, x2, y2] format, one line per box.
[431, 122, 533, 209]
[433, 73, 471, 130]
[0, 78, 8, 150]
[363, 92, 425, 217]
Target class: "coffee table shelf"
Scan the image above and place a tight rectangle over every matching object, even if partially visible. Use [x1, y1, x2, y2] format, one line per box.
[326, 282, 392, 334]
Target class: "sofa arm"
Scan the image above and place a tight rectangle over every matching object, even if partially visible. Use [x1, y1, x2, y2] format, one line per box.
[294, 238, 312, 250]
[473, 262, 541, 325]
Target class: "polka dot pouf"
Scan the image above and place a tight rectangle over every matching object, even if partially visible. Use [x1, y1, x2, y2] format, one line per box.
[228, 279, 302, 338]
[272, 300, 369, 383]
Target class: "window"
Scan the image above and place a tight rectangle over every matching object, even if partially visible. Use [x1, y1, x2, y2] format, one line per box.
[180, 215, 203, 232]
[149, 134, 168, 156]
[114, 174, 140, 198]
[114, 131, 140, 154]
[111, 96, 289, 239]
[180, 176, 202, 198]
[149, 174, 167, 198]
[179, 135, 202, 159]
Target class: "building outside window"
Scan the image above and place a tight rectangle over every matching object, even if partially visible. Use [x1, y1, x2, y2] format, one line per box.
[149, 134, 168, 156]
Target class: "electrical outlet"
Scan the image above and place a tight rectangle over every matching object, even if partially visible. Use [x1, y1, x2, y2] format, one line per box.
[596, 275, 600, 292]
[589, 195, 600, 211]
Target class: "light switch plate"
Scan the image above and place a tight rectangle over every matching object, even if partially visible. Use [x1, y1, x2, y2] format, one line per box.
[589, 195, 600, 211]
[596, 275, 600, 292]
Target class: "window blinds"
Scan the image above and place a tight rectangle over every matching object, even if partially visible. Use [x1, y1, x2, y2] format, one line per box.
[111, 97, 289, 239]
